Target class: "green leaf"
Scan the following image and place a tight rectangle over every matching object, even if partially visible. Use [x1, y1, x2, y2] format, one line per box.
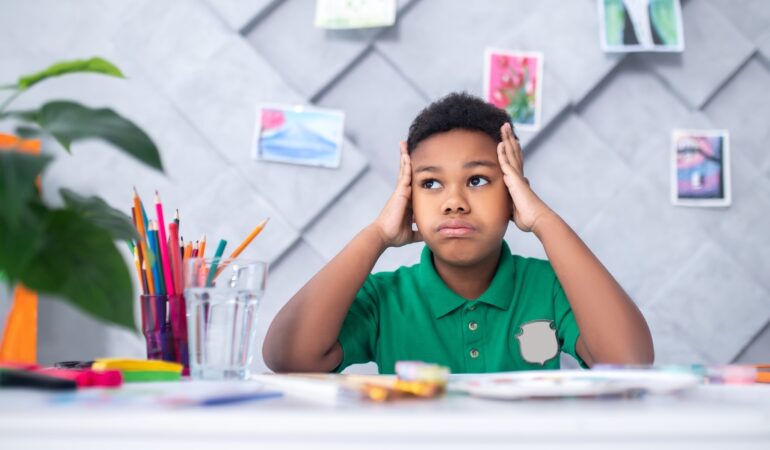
[17, 57, 124, 91]
[0, 151, 51, 227]
[10, 101, 163, 172]
[21, 209, 136, 331]
[60, 188, 139, 242]
[14, 125, 42, 138]
[0, 200, 46, 284]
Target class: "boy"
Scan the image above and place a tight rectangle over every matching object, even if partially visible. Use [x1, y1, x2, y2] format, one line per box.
[264, 93, 653, 374]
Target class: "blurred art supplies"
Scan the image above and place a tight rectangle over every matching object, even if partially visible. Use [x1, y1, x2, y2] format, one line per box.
[315, 0, 396, 29]
[671, 129, 731, 207]
[449, 368, 699, 400]
[254, 104, 345, 168]
[484, 49, 543, 131]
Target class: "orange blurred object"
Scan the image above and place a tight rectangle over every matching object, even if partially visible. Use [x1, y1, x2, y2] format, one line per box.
[0, 133, 41, 364]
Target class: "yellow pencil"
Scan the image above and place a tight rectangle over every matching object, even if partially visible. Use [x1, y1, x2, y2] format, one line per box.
[213, 218, 270, 280]
[228, 218, 270, 259]
[183, 241, 193, 260]
[133, 188, 156, 295]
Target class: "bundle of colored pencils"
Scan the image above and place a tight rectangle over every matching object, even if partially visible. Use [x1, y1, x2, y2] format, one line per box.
[129, 188, 269, 294]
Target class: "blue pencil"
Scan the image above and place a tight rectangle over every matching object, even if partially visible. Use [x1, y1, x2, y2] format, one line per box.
[147, 226, 164, 296]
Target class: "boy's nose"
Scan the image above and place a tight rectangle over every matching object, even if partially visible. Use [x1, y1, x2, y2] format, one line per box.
[442, 192, 470, 214]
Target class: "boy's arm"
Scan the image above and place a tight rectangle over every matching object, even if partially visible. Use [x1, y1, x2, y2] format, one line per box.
[496, 123, 654, 366]
[263, 143, 421, 373]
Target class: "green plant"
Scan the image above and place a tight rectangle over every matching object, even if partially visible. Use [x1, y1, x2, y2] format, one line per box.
[0, 57, 164, 330]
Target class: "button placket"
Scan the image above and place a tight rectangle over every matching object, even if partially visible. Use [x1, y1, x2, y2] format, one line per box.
[463, 303, 484, 371]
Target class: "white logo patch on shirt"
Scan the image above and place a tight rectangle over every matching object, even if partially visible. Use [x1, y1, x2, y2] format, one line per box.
[516, 320, 558, 365]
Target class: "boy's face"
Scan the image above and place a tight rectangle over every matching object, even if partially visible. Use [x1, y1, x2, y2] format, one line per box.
[410, 129, 512, 267]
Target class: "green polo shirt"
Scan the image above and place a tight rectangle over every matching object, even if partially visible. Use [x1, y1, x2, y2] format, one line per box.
[335, 240, 585, 374]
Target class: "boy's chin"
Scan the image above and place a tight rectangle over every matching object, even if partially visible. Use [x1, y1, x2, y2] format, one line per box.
[430, 240, 492, 267]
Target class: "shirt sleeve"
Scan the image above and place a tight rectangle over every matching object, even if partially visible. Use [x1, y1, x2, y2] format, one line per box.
[551, 273, 590, 369]
[332, 274, 380, 373]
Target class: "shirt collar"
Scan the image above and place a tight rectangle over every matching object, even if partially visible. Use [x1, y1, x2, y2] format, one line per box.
[419, 241, 516, 318]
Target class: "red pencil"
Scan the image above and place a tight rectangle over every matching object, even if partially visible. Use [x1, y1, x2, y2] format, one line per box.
[167, 222, 184, 296]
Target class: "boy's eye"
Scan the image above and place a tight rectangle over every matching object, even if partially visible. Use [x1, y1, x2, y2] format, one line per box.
[468, 176, 489, 187]
[421, 179, 443, 189]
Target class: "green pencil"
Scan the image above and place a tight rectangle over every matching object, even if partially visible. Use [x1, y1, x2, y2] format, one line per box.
[205, 239, 228, 287]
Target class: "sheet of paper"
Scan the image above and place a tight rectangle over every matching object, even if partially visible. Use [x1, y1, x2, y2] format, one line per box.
[314, 0, 396, 29]
[670, 129, 731, 207]
[254, 104, 345, 169]
[599, 0, 685, 52]
[484, 49, 544, 132]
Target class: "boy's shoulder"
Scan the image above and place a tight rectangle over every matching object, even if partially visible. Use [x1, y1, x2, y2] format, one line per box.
[509, 252, 558, 283]
[367, 259, 422, 285]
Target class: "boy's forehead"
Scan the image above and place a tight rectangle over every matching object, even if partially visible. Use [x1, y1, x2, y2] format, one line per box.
[411, 129, 499, 164]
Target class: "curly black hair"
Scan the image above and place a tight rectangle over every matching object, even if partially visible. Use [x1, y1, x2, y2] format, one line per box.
[406, 92, 515, 153]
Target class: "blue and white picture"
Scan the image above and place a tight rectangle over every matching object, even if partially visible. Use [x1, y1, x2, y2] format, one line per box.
[255, 104, 345, 168]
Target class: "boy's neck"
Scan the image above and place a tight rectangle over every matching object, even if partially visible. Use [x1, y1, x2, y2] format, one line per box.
[432, 246, 502, 300]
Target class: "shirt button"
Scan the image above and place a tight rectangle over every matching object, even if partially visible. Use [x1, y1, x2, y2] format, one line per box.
[468, 321, 478, 331]
[468, 304, 476, 311]
[469, 349, 479, 359]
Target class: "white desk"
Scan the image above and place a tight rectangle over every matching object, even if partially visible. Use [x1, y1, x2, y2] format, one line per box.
[1, 380, 770, 449]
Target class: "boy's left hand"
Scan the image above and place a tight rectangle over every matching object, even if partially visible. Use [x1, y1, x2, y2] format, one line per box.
[497, 122, 554, 233]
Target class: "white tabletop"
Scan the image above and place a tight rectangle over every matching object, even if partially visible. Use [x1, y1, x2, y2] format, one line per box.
[1, 379, 770, 449]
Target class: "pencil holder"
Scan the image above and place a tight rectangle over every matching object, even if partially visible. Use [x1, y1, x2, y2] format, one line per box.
[168, 293, 189, 375]
[139, 294, 175, 362]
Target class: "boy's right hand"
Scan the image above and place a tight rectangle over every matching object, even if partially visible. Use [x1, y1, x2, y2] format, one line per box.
[370, 142, 423, 249]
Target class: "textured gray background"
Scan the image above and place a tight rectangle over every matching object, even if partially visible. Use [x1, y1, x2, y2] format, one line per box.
[1, 0, 769, 373]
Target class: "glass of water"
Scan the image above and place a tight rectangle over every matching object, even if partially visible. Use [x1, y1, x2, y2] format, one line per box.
[184, 258, 267, 380]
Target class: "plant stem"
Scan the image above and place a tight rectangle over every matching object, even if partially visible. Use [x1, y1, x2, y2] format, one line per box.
[0, 90, 21, 114]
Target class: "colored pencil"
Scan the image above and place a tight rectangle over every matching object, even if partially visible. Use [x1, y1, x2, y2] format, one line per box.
[147, 224, 163, 295]
[155, 191, 176, 297]
[184, 241, 193, 260]
[205, 239, 228, 287]
[199, 235, 206, 259]
[192, 241, 199, 258]
[213, 218, 270, 279]
[141, 261, 150, 295]
[133, 246, 147, 295]
[229, 218, 270, 259]
[133, 188, 156, 296]
[167, 222, 184, 295]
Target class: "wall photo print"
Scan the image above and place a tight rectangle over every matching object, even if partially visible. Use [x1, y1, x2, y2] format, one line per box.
[484, 49, 544, 132]
[314, 0, 396, 29]
[599, 0, 684, 52]
[671, 129, 731, 208]
[254, 104, 345, 169]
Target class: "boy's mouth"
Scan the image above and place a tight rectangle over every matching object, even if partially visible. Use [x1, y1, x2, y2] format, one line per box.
[436, 219, 476, 237]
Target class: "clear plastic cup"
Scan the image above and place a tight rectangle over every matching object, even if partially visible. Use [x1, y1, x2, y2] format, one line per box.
[184, 258, 267, 380]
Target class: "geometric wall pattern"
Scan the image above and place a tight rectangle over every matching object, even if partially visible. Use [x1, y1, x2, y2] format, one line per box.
[1, 0, 769, 372]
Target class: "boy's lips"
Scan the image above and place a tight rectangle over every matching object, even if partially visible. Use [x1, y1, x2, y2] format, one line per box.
[436, 219, 476, 237]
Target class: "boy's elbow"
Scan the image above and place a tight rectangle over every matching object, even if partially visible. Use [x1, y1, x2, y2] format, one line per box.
[262, 330, 295, 373]
[262, 335, 339, 373]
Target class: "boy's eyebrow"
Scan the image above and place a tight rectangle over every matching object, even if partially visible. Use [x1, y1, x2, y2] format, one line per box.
[414, 165, 441, 174]
[414, 160, 498, 174]
[463, 160, 498, 169]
